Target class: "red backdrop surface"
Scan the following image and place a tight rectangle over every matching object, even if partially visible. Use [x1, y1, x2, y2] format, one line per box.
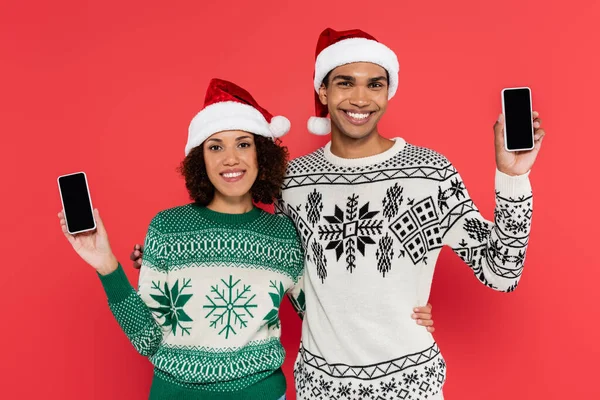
[1, 0, 598, 399]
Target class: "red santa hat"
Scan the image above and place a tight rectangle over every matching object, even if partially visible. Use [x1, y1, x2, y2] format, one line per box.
[185, 78, 291, 155]
[308, 28, 400, 135]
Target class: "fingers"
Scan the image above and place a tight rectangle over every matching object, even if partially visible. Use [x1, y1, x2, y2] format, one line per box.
[533, 131, 545, 152]
[534, 128, 546, 142]
[129, 249, 141, 261]
[413, 303, 432, 314]
[533, 112, 541, 130]
[412, 312, 432, 320]
[130, 244, 143, 269]
[94, 209, 106, 236]
[415, 318, 434, 327]
[413, 303, 434, 330]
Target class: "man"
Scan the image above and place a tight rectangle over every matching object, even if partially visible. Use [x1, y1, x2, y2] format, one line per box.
[273, 28, 544, 399]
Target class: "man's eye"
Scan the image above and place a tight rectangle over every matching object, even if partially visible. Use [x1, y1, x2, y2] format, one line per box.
[338, 81, 351, 87]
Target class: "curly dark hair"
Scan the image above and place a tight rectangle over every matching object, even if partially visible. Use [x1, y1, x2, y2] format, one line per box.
[179, 135, 289, 206]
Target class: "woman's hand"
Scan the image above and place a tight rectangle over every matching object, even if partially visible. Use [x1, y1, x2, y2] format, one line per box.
[412, 303, 435, 333]
[58, 209, 118, 275]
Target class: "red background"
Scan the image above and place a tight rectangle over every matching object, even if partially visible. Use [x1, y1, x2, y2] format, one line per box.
[1, 0, 598, 398]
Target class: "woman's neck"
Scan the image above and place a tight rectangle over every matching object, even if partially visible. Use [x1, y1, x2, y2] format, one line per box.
[207, 192, 254, 214]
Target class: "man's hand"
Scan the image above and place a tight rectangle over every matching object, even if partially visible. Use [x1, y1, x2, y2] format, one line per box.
[494, 111, 546, 176]
[130, 244, 144, 269]
[412, 303, 435, 333]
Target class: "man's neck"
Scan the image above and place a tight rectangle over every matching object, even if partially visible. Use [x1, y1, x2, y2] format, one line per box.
[329, 128, 394, 159]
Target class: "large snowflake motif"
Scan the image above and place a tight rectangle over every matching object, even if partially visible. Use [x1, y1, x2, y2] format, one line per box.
[262, 280, 285, 330]
[203, 275, 257, 339]
[149, 278, 193, 336]
[318, 194, 383, 272]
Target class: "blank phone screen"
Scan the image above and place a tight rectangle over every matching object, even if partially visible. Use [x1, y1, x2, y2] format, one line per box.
[58, 173, 95, 233]
[503, 88, 534, 151]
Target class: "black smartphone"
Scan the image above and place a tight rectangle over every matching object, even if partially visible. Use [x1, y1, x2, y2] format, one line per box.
[57, 172, 96, 234]
[501, 87, 535, 152]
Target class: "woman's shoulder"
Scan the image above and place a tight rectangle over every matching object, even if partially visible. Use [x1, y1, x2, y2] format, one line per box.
[256, 210, 299, 239]
[148, 204, 200, 232]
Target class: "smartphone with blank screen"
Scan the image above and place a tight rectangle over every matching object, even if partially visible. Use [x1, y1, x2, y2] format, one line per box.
[57, 172, 96, 235]
[501, 87, 535, 152]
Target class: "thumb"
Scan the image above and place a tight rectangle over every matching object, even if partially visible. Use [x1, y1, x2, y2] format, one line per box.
[94, 209, 108, 236]
[494, 113, 505, 149]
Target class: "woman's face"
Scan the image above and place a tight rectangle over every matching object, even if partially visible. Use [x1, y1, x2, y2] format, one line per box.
[203, 130, 258, 202]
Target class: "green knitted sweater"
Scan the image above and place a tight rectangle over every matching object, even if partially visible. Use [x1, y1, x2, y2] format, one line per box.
[98, 205, 305, 399]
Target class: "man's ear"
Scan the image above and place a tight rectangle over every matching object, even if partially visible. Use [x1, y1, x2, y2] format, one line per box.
[318, 84, 328, 106]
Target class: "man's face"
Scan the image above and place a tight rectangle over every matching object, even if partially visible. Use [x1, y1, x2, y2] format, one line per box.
[319, 62, 389, 140]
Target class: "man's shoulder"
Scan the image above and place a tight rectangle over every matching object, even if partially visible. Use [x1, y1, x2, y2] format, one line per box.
[399, 141, 451, 167]
[286, 147, 326, 175]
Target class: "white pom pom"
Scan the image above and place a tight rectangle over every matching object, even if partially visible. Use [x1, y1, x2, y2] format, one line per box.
[307, 116, 331, 135]
[269, 115, 291, 138]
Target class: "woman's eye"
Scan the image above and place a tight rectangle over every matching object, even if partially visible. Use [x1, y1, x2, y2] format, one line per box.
[239, 142, 251, 148]
[208, 145, 221, 151]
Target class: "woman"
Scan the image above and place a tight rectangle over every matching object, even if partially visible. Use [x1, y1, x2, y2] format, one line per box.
[58, 79, 301, 399]
[58, 78, 435, 399]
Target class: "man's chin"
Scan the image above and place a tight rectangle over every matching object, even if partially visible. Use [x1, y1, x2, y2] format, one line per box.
[335, 124, 377, 140]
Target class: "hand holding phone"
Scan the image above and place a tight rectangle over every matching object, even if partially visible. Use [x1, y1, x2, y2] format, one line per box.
[57, 172, 118, 275]
[58, 172, 96, 234]
[494, 88, 546, 176]
[501, 87, 534, 152]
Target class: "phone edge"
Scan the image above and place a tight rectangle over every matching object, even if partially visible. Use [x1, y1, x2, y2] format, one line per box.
[501, 87, 535, 152]
[57, 171, 97, 235]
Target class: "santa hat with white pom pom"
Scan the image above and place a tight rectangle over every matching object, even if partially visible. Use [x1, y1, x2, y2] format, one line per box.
[185, 78, 291, 155]
[307, 28, 400, 135]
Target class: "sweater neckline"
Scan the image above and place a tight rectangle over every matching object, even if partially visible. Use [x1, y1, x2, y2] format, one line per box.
[323, 137, 406, 168]
[192, 204, 262, 225]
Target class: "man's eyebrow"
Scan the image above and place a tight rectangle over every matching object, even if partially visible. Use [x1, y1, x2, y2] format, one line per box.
[331, 75, 355, 82]
[369, 76, 388, 82]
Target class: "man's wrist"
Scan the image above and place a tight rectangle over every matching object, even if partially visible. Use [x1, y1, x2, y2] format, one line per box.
[498, 167, 518, 177]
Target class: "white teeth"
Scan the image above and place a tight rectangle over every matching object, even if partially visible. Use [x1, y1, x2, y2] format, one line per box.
[346, 111, 370, 120]
[223, 172, 243, 178]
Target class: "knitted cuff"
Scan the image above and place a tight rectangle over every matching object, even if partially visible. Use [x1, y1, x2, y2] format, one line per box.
[495, 169, 532, 198]
[98, 264, 135, 304]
